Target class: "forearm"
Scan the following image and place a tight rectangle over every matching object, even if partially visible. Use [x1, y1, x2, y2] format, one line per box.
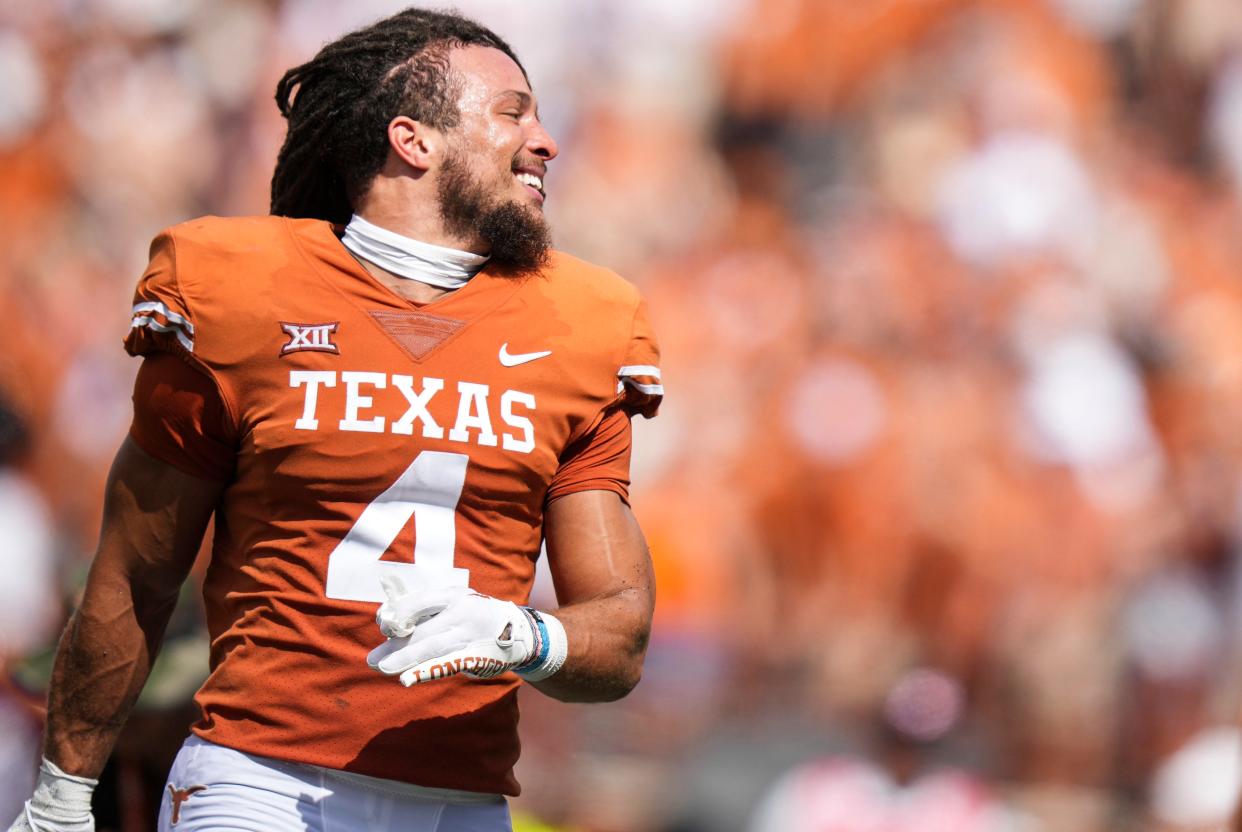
[44, 573, 180, 778]
[531, 490, 657, 703]
[530, 586, 652, 703]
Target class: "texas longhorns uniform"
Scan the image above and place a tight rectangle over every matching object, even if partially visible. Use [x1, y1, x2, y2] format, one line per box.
[124, 216, 661, 795]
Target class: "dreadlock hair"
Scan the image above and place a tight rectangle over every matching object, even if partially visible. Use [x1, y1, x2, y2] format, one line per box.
[270, 8, 526, 224]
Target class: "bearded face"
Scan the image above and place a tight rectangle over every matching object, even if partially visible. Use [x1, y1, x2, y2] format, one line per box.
[437, 147, 551, 275]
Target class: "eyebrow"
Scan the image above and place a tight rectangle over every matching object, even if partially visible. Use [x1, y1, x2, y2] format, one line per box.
[497, 90, 534, 112]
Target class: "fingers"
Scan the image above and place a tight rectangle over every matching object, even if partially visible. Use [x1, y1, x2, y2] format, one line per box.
[374, 582, 465, 638]
[366, 636, 409, 670]
[376, 574, 417, 638]
[376, 607, 417, 639]
[380, 574, 407, 604]
[367, 584, 517, 687]
[370, 631, 466, 675]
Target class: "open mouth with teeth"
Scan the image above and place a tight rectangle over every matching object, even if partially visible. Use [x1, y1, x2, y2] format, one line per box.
[515, 170, 545, 202]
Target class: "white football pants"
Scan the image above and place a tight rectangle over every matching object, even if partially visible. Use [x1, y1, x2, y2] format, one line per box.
[157, 736, 511, 832]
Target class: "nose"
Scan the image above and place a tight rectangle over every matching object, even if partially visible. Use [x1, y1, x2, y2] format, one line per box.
[527, 119, 558, 161]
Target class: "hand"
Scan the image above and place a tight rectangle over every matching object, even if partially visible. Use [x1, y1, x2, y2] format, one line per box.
[6, 759, 96, 832]
[367, 576, 538, 686]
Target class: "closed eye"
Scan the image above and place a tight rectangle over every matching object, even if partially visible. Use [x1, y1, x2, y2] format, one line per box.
[494, 90, 535, 122]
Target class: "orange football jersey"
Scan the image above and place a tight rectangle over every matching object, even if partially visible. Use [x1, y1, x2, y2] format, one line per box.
[122, 215, 661, 794]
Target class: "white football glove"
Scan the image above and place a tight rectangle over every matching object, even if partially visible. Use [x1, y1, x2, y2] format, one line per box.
[6, 758, 96, 832]
[367, 576, 565, 686]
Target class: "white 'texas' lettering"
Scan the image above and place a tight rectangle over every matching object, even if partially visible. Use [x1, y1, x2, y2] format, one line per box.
[290, 371, 537, 453]
[291, 371, 336, 430]
[391, 375, 444, 439]
[449, 382, 498, 447]
[500, 390, 536, 454]
[340, 371, 387, 433]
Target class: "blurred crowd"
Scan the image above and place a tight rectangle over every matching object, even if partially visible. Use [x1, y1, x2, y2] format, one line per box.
[3, 0, 1242, 830]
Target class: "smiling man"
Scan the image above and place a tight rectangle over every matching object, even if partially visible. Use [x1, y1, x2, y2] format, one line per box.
[7, 9, 660, 832]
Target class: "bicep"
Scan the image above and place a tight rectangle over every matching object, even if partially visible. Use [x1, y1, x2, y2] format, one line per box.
[90, 436, 224, 598]
[543, 489, 654, 611]
[90, 352, 232, 594]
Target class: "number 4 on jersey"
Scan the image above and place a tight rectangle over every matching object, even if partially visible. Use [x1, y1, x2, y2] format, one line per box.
[325, 451, 471, 603]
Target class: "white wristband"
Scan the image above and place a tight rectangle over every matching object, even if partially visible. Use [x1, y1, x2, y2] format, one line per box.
[23, 758, 96, 830]
[515, 609, 568, 682]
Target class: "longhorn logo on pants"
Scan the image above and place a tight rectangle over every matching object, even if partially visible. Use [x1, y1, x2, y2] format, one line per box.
[167, 784, 208, 825]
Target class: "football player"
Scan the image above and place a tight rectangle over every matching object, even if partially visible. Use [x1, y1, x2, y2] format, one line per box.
[7, 8, 660, 832]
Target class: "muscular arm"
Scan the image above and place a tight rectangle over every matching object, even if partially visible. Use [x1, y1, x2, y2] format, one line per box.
[44, 437, 223, 777]
[529, 489, 655, 703]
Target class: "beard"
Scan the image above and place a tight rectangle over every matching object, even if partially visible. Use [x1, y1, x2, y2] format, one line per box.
[437, 151, 552, 276]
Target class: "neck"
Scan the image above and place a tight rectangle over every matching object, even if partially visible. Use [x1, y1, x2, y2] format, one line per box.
[341, 214, 487, 291]
[356, 190, 487, 255]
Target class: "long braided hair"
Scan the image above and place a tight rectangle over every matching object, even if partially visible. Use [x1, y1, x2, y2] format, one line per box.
[270, 8, 526, 224]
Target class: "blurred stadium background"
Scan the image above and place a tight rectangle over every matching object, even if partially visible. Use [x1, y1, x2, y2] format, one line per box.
[4, 0, 1242, 829]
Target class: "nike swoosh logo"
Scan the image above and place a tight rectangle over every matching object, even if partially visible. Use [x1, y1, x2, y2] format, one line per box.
[499, 343, 552, 367]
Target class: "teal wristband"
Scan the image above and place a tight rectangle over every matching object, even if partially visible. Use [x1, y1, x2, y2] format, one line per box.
[516, 607, 549, 673]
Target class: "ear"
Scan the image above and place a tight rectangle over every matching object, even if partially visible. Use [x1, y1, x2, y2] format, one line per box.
[387, 115, 440, 173]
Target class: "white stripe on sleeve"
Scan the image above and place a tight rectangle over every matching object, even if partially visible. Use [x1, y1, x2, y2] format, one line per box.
[131, 316, 194, 353]
[617, 364, 660, 379]
[132, 301, 195, 335]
